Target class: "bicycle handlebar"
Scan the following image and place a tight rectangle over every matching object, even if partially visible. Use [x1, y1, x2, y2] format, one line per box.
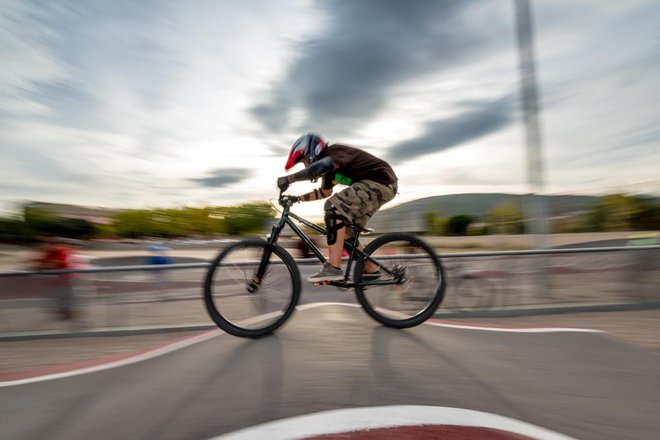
[278, 191, 296, 208]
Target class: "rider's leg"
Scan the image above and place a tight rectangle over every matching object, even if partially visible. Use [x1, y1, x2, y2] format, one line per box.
[329, 227, 379, 275]
[360, 242, 381, 274]
[324, 202, 345, 268]
[328, 222, 345, 268]
[313, 181, 396, 282]
[306, 204, 345, 282]
[351, 214, 380, 274]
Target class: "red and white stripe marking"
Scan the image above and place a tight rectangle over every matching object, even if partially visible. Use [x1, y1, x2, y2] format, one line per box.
[426, 319, 605, 333]
[212, 405, 577, 440]
[0, 329, 221, 387]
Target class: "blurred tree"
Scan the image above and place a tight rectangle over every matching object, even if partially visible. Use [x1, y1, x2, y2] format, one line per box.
[586, 194, 650, 231]
[424, 211, 448, 235]
[92, 223, 117, 238]
[24, 207, 58, 233]
[57, 218, 95, 239]
[446, 214, 474, 236]
[22, 208, 95, 239]
[632, 200, 660, 230]
[424, 212, 435, 233]
[488, 201, 525, 234]
[177, 207, 217, 236]
[602, 194, 639, 230]
[111, 203, 275, 238]
[0, 215, 33, 242]
[113, 210, 155, 238]
[223, 202, 275, 236]
[551, 216, 589, 233]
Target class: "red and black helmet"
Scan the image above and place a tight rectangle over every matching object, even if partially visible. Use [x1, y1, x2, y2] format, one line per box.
[284, 133, 327, 170]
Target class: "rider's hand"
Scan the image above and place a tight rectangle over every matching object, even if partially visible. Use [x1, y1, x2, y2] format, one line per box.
[282, 194, 299, 204]
[277, 176, 290, 192]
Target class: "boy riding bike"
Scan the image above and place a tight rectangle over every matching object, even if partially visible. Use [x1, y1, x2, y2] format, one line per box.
[277, 133, 398, 283]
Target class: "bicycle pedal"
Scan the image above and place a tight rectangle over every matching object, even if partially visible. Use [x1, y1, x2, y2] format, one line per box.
[313, 281, 331, 286]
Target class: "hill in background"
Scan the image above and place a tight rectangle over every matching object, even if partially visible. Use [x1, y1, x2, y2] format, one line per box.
[386, 193, 600, 219]
[369, 193, 660, 232]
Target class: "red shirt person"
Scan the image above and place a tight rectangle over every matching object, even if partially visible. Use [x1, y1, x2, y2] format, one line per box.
[33, 240, 77, 320]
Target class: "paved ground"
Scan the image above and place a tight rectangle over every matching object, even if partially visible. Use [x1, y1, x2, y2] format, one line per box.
[454, 309, 660, 352]
[2, 304, 659, 440]
[1, 309, 658, 375]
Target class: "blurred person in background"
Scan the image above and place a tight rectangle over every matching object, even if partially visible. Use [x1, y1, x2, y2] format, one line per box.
[32, 237, 79, 321]
[146, 245, 173, 294]
[277, 133, 398, 282]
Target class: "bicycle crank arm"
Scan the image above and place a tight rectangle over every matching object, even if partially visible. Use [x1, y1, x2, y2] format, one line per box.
[317, 280, 402, 288]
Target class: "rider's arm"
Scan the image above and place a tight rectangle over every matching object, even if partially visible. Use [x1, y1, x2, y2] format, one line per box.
[288, 157, 335, 184]
[298, 187, 333, 202]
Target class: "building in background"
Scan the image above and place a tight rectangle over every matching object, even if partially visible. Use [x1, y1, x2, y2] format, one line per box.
[24, 202, 117, 226]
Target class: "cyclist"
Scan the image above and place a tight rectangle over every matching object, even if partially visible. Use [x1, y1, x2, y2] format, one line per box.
[277, 133, 398, 282]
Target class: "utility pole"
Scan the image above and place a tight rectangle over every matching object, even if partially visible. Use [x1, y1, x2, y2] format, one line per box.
[514, 0, 549, 249]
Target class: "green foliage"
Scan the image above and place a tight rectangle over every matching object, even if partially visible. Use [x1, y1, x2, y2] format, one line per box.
[551, 217, 590, 233]
[488, 201, 525, 234]
[4, 193, 656, 243]
[92, 223, 117, 238]
[24, 208, 58, 233]
[467, 224, 490, 236]
[22, 208, 95, 239]
[222, 202, 275, 236]
[446, 214, 474, 236]
[585, 194, 660, 231]
[589, 195, 633, 231]
[113, 210, 160, 238]
[424, 211, 448, 235]
[111, 203, 275, 238]
[632, 203, 660, 230]
[424, 211, 474, 236]
[1, 202, 276, 242]
[0, 215, 33, 242]
[58, 218, 95, 238]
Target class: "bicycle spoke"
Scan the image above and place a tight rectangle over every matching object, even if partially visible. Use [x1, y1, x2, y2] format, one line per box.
[355, 233, 445, 328]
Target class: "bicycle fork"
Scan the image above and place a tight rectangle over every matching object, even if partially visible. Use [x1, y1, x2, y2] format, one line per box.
[247, 218, 285, 293]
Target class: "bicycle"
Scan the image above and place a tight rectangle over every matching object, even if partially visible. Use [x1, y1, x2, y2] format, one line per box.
[203, 192, 447, 338]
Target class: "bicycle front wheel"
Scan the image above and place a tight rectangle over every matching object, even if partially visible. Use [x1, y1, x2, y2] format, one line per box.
[204, 239, 300, 338]
[354, 233, 446, 328]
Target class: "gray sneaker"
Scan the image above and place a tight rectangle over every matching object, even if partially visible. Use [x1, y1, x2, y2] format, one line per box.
[307, 263, 344, 283]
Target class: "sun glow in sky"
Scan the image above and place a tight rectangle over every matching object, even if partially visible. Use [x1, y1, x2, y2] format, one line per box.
[1, 0, 659, 219]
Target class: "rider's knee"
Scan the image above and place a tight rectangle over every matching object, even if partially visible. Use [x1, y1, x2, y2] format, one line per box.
[324, 201, 345, 246]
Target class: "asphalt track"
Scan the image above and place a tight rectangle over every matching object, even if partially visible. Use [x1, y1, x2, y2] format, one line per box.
[1, 303, 659, 440]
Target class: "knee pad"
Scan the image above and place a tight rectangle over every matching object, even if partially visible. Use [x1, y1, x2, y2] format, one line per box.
[324, 202, 345, 245]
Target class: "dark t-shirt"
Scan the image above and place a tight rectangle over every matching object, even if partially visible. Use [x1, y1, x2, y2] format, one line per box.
[320, 144, 397, 189]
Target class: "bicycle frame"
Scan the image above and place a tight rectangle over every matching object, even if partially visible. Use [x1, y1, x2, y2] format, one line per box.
[255, 195, 400, 289]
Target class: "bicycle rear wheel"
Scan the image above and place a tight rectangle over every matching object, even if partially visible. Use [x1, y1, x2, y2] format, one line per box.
[354, 233, 445, 328]
[204, 239, 300, 338]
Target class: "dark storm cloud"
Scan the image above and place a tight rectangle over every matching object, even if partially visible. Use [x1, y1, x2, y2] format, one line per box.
[190, 168, 252, 188]
[386, 95, 515, 164]
[252, 0, 505, 138]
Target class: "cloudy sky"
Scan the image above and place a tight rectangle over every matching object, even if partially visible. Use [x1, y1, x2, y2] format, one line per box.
[1, 0, 659, 219]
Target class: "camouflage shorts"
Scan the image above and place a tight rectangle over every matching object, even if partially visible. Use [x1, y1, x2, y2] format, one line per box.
[329, 180, 397, 234]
